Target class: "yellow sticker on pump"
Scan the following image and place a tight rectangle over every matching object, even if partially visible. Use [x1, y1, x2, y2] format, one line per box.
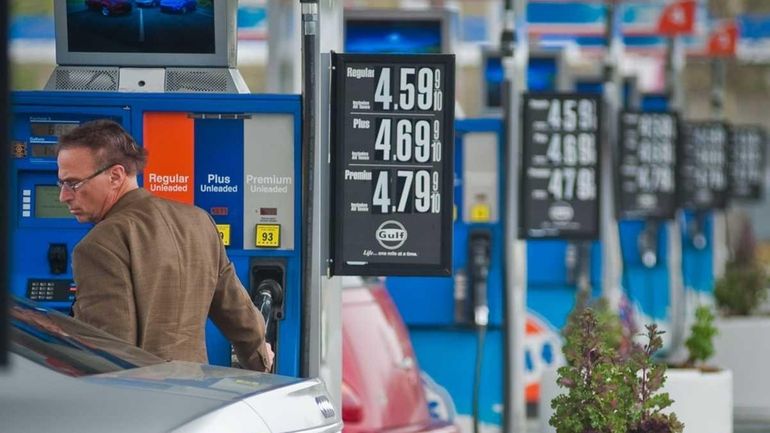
[216, 224, 231, 246]
[255, 224, 281, 248]
[469, 204, 491, 223]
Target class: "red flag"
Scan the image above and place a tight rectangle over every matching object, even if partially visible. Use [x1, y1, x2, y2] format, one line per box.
[708, 21, 739, 57]
[657, 0, 696, 35]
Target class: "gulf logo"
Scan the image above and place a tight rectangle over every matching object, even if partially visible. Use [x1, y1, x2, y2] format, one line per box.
[524, 313, 565, 403]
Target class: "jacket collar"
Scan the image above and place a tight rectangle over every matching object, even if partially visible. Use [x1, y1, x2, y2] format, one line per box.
[103, 188, 151, 221]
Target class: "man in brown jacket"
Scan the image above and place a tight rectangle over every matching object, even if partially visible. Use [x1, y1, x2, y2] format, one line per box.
[56, 119, 273, 372]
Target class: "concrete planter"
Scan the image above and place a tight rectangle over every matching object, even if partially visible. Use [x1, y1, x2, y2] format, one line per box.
[538, 366, 732, 433]
[713, 316, 770, 422]
[663, 369, 733, 433]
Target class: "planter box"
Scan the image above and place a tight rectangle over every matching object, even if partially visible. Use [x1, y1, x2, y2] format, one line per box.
[713, 316, 770, 422]
[663, 369, 733, 433]
[538, 366, 732, 433]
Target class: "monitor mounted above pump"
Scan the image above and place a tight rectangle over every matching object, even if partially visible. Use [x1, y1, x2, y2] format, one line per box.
[343, 8, 454, 55]
[48, 0, 244, 92]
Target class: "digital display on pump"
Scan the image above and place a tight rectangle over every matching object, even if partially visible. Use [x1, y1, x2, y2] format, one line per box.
[330, 53, 455, 276]
[678, 121, 729, 210]
[30, 121, 79, 138]
[520, 93, 601, 239]
[617, 111, 679, 219]
[35, 186, 74, 219]
[729, 125, 766, 201]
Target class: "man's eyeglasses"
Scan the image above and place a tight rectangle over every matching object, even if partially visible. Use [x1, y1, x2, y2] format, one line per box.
[57, 164, 115, 193]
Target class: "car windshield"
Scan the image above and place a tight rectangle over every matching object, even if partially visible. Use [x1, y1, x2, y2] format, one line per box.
[10, 297, 165, 377]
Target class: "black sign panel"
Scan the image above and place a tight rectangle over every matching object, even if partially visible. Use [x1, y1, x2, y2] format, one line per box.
[330, 53, 455, 276]
[729, 125, 766, 201]
[520, 93, 602, 239]
[678, 121, 729, 210]
[617, 111, 679, 219]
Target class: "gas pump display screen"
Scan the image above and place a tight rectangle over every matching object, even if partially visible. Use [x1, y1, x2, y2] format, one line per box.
[520, 93, 601, 239]
[330, 53, 455, 276]
[35, 186, 73, 219]
[30, 121, 79, 138]
[617, 111, 679, 219]
[678, 121, 729, 210]
[729, 125, 766, 201]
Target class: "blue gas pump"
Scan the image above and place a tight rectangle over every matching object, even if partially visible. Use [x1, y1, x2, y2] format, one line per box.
[640, 93, 716, 321]
[9, 91, 305, 377]
[387, 119, 507, 428]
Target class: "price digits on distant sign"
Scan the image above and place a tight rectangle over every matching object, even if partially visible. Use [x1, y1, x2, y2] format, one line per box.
[690, 126, 727, 191]
[542, 98, 598, 202]
[634, 114, 675, 194]
[732, 129, 763, 187]
[370, 66, 444, 215]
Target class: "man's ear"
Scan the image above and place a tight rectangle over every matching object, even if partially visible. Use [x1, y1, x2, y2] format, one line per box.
[109, 164, 127, 186]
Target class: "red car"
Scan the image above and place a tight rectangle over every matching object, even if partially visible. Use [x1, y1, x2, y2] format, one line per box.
[85, 0, 132, 16]
[342, 278, 459, 433]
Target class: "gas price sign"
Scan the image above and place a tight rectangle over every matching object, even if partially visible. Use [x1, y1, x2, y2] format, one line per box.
[729, 125, 766, 201]
[330, 53, 455, 276]
[678, 121, 729, 210]
[617, 111, 679, 219]
[520, 93, 601, 239]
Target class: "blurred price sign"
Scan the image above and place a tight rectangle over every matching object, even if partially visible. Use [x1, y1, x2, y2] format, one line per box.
[617, 111, 679, 219]
[678, 121, 729, 210]
[330, 53, 455, 276]
[520, 93, 602, 239]
[729, 125, 767, 201]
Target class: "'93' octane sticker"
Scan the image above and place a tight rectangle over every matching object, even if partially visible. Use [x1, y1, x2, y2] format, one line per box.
[255, 224, 280, 248]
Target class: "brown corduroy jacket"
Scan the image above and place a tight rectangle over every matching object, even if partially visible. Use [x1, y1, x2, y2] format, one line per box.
[72, 188, 271, 371]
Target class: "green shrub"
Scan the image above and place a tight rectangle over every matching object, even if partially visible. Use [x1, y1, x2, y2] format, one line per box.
[685, 306, 718, 368]
[714, 261, 768, 316]
[551, 308, 683, 433]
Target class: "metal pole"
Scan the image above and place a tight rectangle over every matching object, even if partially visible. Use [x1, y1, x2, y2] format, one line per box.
[300, 0, 319, 378]
[502, 0, 528, 431]
[600, 1, 623, 310]
[316, 0, 344, 412]
[711, 58, 729, 281]
[665, 36, 688, 362]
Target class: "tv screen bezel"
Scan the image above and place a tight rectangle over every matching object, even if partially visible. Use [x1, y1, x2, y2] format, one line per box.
[343, 8, 453, 55]
[54, 0, 236, 68]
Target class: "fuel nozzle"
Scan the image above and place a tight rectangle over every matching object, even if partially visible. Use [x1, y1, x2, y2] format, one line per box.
[469, 232, 491, 327]
[638, 220, 659, 268]
[253, 279, 283, 331]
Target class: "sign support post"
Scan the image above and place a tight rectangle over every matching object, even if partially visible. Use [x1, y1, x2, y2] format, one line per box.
[600, 1, 624, 309]
[502, 1, 528, 431]
[710, 56, 729, 281]
[300, 0, 319, 379]
[665, 35, 689, 361]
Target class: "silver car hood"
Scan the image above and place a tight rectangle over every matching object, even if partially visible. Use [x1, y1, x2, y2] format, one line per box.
[2, 354, 341, 433]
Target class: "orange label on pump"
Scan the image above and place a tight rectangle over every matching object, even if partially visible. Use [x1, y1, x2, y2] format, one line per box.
[143, 112, 195, 204]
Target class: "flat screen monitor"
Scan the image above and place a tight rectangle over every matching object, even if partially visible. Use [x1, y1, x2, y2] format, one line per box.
[575, 79, 603, 95]
[481, 48, 563, 112]
[641, 93, 670, 112]
[54, 0, 237, 67]
[343, 9, 452, 54]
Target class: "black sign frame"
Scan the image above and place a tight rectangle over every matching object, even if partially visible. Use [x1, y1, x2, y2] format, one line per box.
[616, 110, 681, 220]
[678, 121, 730, 210]
[729, 125, 767, 202]
[330, 53, 455, 276]
[519, 92, 603, 240]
